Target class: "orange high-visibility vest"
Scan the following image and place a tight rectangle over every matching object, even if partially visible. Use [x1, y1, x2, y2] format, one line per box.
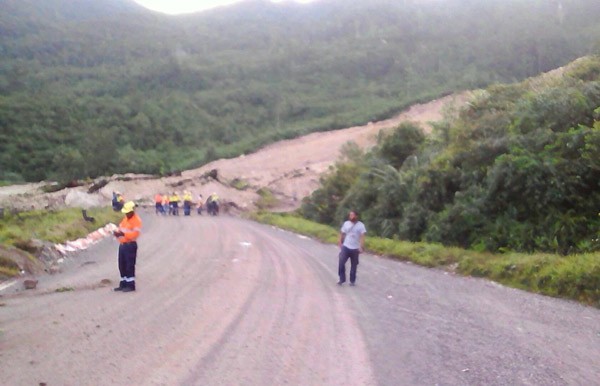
[118, 214, 142, 244]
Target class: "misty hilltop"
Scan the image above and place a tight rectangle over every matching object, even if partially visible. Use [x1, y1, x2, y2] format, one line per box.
[1, 0, 599, 182]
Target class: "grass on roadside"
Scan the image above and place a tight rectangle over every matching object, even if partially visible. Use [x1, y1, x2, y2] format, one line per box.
[0, 207, 121, 246]
[459, 252, 600, 305]
[249, 211, 338, 243]
[250, 211, 600, 307]
[255, 188, 280, 210]
[0, 206, 121, 279]
[0, 255, 20, 278]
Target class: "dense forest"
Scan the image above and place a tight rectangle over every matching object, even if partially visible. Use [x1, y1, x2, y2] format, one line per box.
[1, 0, 600, 182]
[301, 55, 600, 254]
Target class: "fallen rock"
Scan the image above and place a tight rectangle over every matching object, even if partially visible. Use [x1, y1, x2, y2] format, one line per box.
[23, 279, 38, 290]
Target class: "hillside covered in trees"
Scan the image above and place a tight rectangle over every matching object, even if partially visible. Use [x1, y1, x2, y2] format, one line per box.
[1, 0, 600, 182]
[301, 56, 600, 254]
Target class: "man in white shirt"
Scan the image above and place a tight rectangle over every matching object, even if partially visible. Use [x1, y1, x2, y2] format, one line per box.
[338, 210, 366, 286]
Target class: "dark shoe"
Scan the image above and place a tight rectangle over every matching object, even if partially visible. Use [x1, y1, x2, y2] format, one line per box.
[337, 281, 344, 285]
[349, 282, 356, 286]
[121, 287, 135, 292]
[113, 287, 123, 291]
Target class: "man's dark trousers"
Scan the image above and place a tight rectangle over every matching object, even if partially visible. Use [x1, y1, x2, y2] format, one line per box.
[338, 246, 359, 284]
[118, 242, 137, 289]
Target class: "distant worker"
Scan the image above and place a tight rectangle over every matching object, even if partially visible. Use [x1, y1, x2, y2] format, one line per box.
[154, 193, 163, 215]
[206, 192, 219, 216]
[170, 192, 180, 216]
[183, 191, 193, 216]
[113, 201, 142, 292]
[337, 210, 366, 286]
[162, 194, 170, 216]
[112, 191, 125, 212]
[197, 194, 204, 215]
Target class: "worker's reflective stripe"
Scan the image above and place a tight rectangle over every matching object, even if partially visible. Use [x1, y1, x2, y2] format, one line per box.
[124, 277, 135, 282]
[120, 227, 141, 233]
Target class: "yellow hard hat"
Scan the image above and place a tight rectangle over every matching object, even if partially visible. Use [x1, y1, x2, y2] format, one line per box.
[121, 201, 136, 214]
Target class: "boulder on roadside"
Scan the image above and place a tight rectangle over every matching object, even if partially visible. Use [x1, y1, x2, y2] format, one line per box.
[23, 279, 38, 289]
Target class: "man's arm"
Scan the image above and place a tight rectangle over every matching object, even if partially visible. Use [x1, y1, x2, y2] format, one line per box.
[359, 233, 365, 253]
[339, 232, 345, 248]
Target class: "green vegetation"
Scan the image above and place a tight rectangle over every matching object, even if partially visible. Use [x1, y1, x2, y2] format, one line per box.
[1, 0, 600, 182]
[230, 178, 250, 191]
[250, 212, 338, 243]
[3, 1, 600, 302]
[255, 188, 280, 210]
[0, 207, 121, 246]
[55, 287, 75, 293]
[0, 255, 20, 278]
[252, 212, 600, 307]
[460, 251, 600, 305]
[0, 207, 120, 278]
[302, 55, 600, 255]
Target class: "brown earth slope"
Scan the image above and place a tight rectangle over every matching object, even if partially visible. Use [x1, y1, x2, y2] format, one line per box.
[0, 93, 470, 213]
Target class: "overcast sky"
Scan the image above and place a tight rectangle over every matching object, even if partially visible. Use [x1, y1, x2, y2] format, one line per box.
[133, 0, 318, 14]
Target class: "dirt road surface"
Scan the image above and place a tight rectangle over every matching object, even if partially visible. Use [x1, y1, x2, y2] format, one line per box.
[2, 212, 599, 385]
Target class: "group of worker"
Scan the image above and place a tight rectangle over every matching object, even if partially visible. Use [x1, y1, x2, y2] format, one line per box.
[111, 191, 217, 292]
[153, 191, 220, 216]
[110, 190, 223, 292]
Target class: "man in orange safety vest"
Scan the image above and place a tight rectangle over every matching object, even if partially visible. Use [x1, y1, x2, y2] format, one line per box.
[113, 201, 142, 292]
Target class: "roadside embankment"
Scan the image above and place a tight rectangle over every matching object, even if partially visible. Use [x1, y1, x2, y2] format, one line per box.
[0, 207, 121, 281]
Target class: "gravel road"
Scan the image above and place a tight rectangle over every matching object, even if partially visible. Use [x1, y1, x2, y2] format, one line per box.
[1, 211, 599, 385]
